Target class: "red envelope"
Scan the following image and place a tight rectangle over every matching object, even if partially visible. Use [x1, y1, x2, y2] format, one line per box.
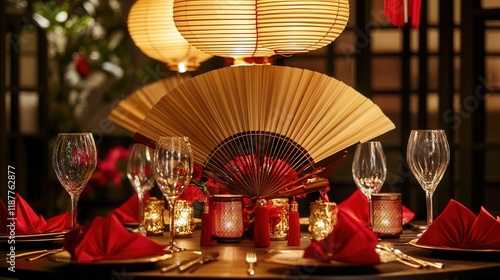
[0, 194, 70, 235]
[417, 199, 500, 249]
[303, 209, 380, 264]
[337, 189, 415, 226]
[111, 192, 150, 223]
[64, 214, 166, 263]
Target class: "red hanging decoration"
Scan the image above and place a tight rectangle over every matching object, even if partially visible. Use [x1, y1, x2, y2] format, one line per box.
[287, 199, 301, 246]
[253, 198, 270, 248]
[384, 0, 421, 28]
[200, 197, 212, 246]
[411, 0, 422, 28]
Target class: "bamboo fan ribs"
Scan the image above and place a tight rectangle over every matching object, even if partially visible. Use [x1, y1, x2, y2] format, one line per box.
[114, 65, 395, 200]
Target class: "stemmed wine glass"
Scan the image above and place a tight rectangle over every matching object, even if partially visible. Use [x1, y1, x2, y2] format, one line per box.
[52, 133, 97, 229]
[153, 136, 193, 253]
[352, 141, 387, 228]
[127, 143, 155, 236]
[406, 129, 450, 228]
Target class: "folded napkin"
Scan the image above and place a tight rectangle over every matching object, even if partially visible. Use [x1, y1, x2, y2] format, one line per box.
[303, 209, 380, 264]
[64, 214, 166, 263]
[337, 189, 415, 226]
[0, 198, 9, 233]
[111, 192, 150, 223]
[0, 194, 70, 235]
[417, 199, 500, 249]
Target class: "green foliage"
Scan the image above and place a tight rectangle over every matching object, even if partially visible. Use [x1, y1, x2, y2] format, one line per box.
[30, 0, 134, 132]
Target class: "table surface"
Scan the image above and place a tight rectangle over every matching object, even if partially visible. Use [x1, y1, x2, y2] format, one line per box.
[1, 225, 500, 280]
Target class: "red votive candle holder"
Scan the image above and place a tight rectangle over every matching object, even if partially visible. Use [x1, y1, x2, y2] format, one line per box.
[372, 193, 403, 238]
[212, 194, 244, 243]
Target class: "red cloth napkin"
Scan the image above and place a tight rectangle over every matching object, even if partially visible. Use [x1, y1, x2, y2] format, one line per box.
[0, 194, 70, 235]
[303, 209, 380, 264]
[111, 192, 150, 223]
[64, 214, 166, 263]
[337, 189, 415, 226]
[0, 198, 9, 234]
[417, 199, 500, 249]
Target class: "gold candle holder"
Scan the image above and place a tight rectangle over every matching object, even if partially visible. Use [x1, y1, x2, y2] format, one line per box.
[212, 194, 244, 243]
[308, 201, 338, 241]
[372, 193, 403, 238]
[143, 197, 165, 236]
[270, 198, 289, 241]
[173, 199, 195, 237]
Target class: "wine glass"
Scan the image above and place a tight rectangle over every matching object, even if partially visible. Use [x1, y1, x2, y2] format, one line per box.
[352, 141, 387, 228]
[127, 143, 155, 236]
[153, 136, 193, 253]
[52, 133, 97, 229]
[406, 129, 450, 228]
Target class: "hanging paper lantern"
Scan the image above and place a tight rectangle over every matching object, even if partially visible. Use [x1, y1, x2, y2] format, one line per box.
[127, 0, 212, 72]
[173, 0, 274, 58]
[256, 0, 350, 54]
[173, 0, 349, 58]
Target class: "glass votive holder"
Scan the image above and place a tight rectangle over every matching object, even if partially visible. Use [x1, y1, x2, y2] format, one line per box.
[173, 199, 195, 237]
[143, 197, 165, 236]
[372, 193, 403, 238]
[270, 198, 289, 241]
[212, 194, 244, 243]
[308, 201, 338, 241]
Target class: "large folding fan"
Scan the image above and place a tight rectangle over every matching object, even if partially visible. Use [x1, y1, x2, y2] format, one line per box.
[125, 65, 395, 200]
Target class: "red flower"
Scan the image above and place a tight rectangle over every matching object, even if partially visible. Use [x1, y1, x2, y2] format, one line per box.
[203, 177, 230, 195]
[85, 145, 131, 194]
[74, 52, 90, 78]
[97, 146, 130, 187]
[192, 165, 203, 181]
[178, 184, 206, 204]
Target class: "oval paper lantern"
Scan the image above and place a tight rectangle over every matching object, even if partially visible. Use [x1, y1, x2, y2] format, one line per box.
[173, 0, 349, 58]
[257, 0, 349, 54]
[173, 0, 275, 58]
[128, 0, 212, 72]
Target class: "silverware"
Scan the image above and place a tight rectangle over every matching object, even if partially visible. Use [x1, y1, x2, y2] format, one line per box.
[376, 247, 421, 269]
[178, 251, 219, 272]
[392, 247, 444, 269]
[395, 256, 423, 269]
[376, 244, 444, 269]
[7, 250, 48, 260]
[245, 251, 257, 276]
[26, 248, 65, 261]
[160, 256, 201, 273]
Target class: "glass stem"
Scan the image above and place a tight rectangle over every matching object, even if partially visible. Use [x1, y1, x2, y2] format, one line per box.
[137, 192, 145, 233]
[70, 195, 78, 229]
[425, 190, 433, 227]
[367, 195, 373, 229]
[167, 197, 176, 246]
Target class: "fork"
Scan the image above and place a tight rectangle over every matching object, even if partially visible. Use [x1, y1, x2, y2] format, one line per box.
[245, 251, 257, 276]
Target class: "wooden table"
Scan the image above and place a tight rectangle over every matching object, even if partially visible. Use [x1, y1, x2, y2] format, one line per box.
[2, 227, 500, 280]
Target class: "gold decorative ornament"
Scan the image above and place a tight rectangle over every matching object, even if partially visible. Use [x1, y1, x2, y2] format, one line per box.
[308, 200, 338, 241]
[269, 198, 289, 241]
[143, 197, 165, 236]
